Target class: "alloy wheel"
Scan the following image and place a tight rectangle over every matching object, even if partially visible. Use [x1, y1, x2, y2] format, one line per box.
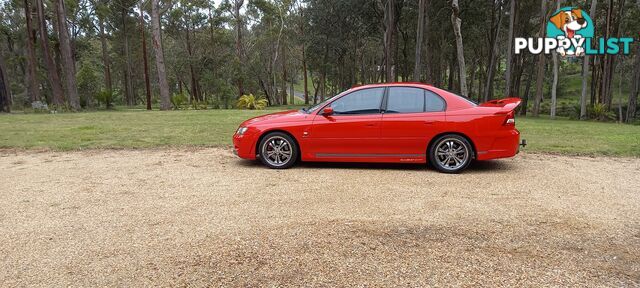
[262, 136, 293, 167]
[435, 137, 470, 171]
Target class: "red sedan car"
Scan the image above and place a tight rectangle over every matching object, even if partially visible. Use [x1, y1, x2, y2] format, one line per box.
[233, 83, 524, 173]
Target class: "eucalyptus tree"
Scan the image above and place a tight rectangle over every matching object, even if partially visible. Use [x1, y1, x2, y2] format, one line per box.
[55, 0, 81, 110]
[451, 0, 467, 96]
[532, 0, 547, 117]
[504, 0, 515, 96]
[23, 0, 41, 103]
[150, 0, 171, 110]
[581, 0, 598, 119]
[35, 0, 66, 107]
[413, 0, 426, 82]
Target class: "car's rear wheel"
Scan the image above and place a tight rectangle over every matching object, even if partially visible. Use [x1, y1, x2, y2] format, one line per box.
[429, 135, 473, 173]
[258, 132, 298, 169]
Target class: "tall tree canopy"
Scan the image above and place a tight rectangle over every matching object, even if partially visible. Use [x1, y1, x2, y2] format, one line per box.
[0, 0, 638, 122]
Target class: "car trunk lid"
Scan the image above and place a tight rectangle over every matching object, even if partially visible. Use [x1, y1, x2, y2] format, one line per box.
[479, 97, 522, 126]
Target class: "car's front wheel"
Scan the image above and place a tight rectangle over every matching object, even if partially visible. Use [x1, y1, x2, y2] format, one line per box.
[429, 134, 473, 173]
[258, 132, 298, 169]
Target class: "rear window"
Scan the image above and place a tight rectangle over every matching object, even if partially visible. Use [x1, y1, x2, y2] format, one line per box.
[425, 90, 446, 112]
[445, 89, 478, 106]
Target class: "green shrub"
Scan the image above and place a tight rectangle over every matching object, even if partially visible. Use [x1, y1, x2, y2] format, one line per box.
[236, 94, 268, 110]
[95, 89, 115, 109]
[171, 92, 188, 110]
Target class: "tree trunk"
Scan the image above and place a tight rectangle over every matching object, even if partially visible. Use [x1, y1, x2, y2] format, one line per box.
[513, 55, 524, 96]
[551, 51, 559, 119]
[601, 0, 614, 108]
[55, 0, 80, 110]
[140, 3, 152, 110]
[532, 0, 548, 117]
[413, 0, 426, 82]
[290, 70, 295, 105]
[122, 8, 135, 106]
[151, 0, 171, 110]
[299, 5, 309, 105]
[550, 0, 562, 119]
[383, 0, 395, 82]
[520, 56, 536, 116]
[607, 0, 626, 110]
[469, 59, 476, 97]
[451, 0, 468, 96]
[35, 0, 65, 107]
[281, 45, 288, 105]
[234, 0, 245, 97]
[627, 44, 640, 123]
[311, 71, 319, 104]
[320, 70, 326, 101]
[186, 21, 199, 102]
[447, 55, 455, 91]
[505, 0, 516, 96]
[591, 56, 599, 105]
[484, 3, 503, 102]
[423, 4, 431, 84]
[99, 17, 112, 93]
[0, 54, 11, 112]
[24, 0, 41, 103]
[580, 0, 598, 119]
[302, 46, 309, 104]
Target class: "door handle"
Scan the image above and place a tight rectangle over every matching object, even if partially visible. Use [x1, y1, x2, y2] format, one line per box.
[365, 123, 377, 127]
[424, 121, 435, 125]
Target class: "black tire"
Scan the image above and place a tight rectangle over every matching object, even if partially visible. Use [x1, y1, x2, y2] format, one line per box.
[428, 134, 473, 174]
[258, 132, 298, 169]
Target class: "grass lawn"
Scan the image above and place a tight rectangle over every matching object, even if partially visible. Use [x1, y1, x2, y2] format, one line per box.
[1, 109, 638, 157]
[0, 109, 271, 150]
[517, 117, 640, 157]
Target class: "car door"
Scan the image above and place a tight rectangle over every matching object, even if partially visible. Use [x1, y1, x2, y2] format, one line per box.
[309, 87, 385, 158]
[381, 87, 447, 156]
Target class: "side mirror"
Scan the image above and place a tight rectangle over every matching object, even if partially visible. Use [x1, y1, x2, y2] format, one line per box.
[322, 107, 334, 116]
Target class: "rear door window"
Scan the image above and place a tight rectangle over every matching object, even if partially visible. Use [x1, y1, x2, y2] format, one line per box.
[386, 87, 425, 114]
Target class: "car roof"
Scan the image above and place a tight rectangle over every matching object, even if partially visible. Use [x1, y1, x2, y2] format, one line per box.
[350, 82, 431, 90]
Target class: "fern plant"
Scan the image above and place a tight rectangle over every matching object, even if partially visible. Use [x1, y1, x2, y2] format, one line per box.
[589, 103, 616, 121]
[236, 94, 268, 110]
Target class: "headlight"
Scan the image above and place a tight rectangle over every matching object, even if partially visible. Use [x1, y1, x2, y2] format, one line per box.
[236, 127, 248, 135]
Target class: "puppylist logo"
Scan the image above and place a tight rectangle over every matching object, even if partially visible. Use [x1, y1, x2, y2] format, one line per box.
[515, 7, 634, 57]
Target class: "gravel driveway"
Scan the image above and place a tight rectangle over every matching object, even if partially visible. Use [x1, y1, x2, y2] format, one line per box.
[1, 149, 639, 286]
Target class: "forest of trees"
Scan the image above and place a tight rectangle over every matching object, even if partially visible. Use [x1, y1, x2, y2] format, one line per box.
[0, 0, 638, 123]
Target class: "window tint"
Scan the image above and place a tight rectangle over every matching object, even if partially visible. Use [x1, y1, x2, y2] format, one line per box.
[425, 90, 446, 112]
[386, 87, 425, 113]
[330, 88, 384, 115]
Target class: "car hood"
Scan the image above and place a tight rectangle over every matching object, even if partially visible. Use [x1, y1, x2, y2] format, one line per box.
[241, 110, 308, 126]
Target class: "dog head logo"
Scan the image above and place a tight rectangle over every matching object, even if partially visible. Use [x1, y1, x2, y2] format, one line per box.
[546, 7, 594, 57]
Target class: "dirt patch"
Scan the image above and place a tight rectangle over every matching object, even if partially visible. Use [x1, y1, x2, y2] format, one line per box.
[0, 149, 638, 286]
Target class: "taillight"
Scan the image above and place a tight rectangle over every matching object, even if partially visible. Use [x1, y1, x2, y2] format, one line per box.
[504, 111, 515, 126]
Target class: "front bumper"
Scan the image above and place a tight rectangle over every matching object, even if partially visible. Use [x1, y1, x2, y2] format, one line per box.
[232, 132, 258, 160]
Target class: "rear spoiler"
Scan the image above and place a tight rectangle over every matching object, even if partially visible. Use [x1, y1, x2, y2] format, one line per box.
[479, 97, 522, 114]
